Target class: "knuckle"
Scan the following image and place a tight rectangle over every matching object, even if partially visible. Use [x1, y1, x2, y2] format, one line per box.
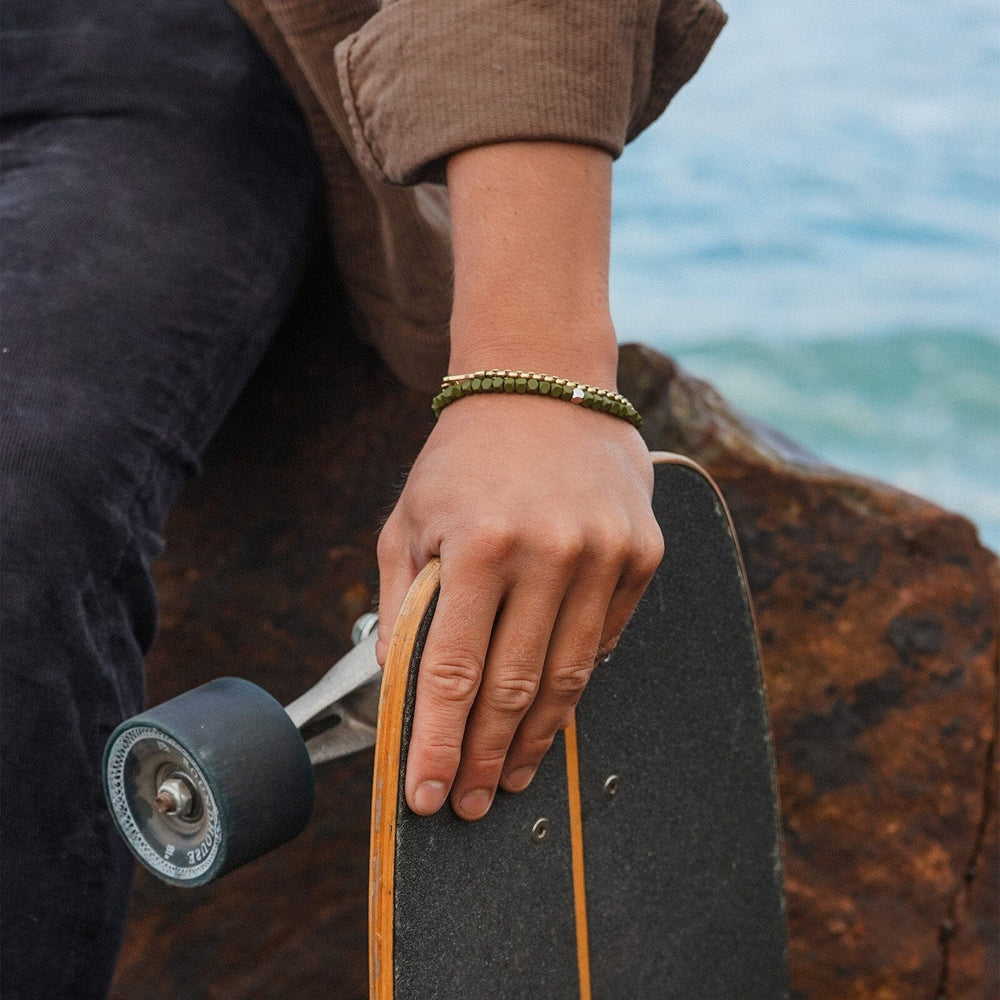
[462, 520, 518, 565]
[424, 653, 482, 703]
[542, 527, 586, 568]
[631, 526, 665, 579]
[465, 748, 509, 773]
[485, 670, 540, 716]
[377, 523, 404, 563]
[413, 736, 463, 776]
[512, 732, 555, 764]
[548, 659, 595, 697]
[587, 522, 632, 564]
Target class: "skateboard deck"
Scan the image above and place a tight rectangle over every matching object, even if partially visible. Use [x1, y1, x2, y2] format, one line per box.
[370, 453, 789, 999]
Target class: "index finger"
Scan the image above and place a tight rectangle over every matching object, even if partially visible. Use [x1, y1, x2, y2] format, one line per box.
[403, 556, 505, 816]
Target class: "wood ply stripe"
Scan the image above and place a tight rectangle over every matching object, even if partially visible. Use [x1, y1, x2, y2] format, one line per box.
[369, 558, 442, 1000]
[564, 717, 593, 1000]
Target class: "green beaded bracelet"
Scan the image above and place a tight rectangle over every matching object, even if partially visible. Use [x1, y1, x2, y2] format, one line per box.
[431, 369, 642, 429]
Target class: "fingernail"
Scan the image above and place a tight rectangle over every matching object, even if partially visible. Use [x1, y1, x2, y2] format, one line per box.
[412, 780, 447, 814]
[458, 788, 493, 819]
[503, 766, 536, 793]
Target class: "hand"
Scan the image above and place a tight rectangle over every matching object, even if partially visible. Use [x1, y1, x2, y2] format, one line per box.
[376, 391, 663, 820]
[376, 137, 659, 820]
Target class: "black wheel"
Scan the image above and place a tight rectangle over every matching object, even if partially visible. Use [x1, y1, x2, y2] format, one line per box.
[103, 678, 314, 887]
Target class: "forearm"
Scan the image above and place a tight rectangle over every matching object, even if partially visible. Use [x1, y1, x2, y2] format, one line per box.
[447, 141, 619, 388]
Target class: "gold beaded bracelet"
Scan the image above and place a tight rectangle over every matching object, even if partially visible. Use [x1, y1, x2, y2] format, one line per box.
[431, 369, 642, 429]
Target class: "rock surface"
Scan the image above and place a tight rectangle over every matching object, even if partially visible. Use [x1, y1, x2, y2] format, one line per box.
[110, 301, 998, 999]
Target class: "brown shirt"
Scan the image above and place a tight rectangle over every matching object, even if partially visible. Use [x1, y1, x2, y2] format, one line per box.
[228, 0, 726, 391]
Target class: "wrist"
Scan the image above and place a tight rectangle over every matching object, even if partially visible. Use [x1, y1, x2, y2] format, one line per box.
[433, 369, 642, 429]
[448, 313, 620, 391]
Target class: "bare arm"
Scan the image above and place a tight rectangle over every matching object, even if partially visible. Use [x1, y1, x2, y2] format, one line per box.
[376, 141, 663, 820]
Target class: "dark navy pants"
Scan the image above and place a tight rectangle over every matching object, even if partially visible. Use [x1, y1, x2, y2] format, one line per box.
[0, 1, 323, 996]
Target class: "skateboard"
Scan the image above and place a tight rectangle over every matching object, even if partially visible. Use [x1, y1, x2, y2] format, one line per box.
[104, 453, 788, 998]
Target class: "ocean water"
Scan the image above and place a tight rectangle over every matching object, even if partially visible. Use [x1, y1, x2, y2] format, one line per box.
[610, 0, 1000, 552]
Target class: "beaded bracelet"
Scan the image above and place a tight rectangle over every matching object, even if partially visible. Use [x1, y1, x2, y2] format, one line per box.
[431, 369, 642, 429]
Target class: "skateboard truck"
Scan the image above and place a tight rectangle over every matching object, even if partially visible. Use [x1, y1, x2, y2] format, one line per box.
[103, 613, 385, 887]
[286, 611, 381, 765]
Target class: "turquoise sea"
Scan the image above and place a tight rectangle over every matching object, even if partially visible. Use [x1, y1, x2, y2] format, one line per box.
[610, 0, 1000, 552]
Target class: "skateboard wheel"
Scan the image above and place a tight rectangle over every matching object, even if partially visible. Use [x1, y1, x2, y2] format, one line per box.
[103, 678, 314, 887]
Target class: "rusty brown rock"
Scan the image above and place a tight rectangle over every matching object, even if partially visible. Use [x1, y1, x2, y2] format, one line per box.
[110, 310, 998, 998]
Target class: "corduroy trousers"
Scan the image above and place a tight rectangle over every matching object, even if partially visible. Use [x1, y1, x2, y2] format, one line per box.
[0, 1, 323, 995]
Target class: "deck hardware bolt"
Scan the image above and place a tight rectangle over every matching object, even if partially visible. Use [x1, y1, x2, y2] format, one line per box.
[604, 775, 620, 798]
[531, 818, 550, 844]
[351, 612, 379, 647]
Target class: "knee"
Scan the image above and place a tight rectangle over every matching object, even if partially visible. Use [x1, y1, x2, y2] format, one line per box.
[2, 408, 159, 702]
[3, 410, 139, 574]
[2, 399, 166, 635]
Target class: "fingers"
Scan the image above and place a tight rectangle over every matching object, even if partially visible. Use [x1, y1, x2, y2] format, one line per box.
[497, 568, 618, 794]
[396, 515, 664, 820]
[447, 570, 566, 819]
[597, 519, 665, 656]
[375, 517, 420, 667]
[403, 557, 505, 816]
[498, 520, 663, 794]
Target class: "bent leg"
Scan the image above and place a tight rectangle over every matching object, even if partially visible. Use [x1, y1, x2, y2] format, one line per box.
[0, 1, 322, 996]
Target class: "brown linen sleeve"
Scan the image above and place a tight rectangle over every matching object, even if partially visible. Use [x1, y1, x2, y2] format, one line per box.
[334, 0, 726, 186]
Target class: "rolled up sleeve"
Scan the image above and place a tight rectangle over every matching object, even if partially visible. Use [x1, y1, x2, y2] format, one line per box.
[334, 0, 726, 185]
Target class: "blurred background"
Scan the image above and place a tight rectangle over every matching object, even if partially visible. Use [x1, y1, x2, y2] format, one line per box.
[610, 0, 999, 551]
